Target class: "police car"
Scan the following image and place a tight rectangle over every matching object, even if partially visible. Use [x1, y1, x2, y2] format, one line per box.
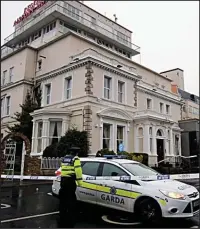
[52, 155, 199, 222]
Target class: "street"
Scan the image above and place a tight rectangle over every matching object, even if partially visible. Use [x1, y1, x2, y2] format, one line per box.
[0, 181, 199, 228]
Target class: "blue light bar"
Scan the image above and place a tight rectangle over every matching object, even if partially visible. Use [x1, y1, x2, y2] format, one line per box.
[103, 155, 128, 159]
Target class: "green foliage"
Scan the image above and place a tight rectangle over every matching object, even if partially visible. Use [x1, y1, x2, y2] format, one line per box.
[96, 149, 148, 165]
[118, 151, 148, 165]
[96, 148, 116, 157]
[7, 90, 41, 141]
[43, 143, 59, 158]
[43, 128, 89, 158]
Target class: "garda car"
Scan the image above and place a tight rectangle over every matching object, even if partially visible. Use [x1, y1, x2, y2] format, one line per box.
[52, 156, 199, 222]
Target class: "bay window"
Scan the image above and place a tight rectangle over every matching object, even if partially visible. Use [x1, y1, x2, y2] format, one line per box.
[5, 96, 10, 115]
[37, 122, 43, 153]
[49, 121, 62, 145]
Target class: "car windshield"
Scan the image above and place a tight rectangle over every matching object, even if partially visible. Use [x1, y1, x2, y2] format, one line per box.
[120, 163, 160, 176]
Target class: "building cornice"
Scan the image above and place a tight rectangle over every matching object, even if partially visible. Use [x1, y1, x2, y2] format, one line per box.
[1, 45, 36, 61]
[36, 56, 141, 83]
[1, 79, 33, 92]
[137, 85, 183, 105]
[37, 31, 172, 82]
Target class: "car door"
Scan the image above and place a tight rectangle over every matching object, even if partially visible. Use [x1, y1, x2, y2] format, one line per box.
[76, 161, 101, 205]
[96, 162, 135, 212]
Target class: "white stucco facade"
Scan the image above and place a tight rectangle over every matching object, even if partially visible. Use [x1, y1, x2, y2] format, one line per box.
[1, 1, 184, 166]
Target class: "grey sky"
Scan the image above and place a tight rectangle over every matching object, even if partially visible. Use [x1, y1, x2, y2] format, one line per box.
[1, 1, 199, 95]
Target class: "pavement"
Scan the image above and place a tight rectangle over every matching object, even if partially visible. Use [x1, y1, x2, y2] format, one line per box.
[0, 180, 199, 228]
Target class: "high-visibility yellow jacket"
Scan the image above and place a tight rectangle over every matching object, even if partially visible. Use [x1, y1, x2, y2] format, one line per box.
[61, 155, 82, 184]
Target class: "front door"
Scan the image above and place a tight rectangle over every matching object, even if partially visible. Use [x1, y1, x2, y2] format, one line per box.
[76, 161, 101, 205]
[96, 162, 134, 212]
[157, 139, 164, 162]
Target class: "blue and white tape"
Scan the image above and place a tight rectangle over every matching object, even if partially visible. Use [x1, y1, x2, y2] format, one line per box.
[1, 173, 199, 181]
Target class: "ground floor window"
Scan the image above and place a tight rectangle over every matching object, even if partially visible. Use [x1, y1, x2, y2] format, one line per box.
[37, 122, 43, 153]
[103, 123, 111, 149]
[49, 121, 62, 145]
[116, 125, 124, 152]
[137, 127, 143, 153]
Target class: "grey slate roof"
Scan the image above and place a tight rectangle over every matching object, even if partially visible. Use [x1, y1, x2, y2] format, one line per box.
[178, 88, 199, 104]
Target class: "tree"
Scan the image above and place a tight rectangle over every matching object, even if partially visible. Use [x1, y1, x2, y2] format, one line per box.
[7, 90, 41, 142]
[43, 128, 89, 158]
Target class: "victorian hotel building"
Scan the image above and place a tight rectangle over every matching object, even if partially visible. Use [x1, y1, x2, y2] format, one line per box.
[1, 1, 183, 165]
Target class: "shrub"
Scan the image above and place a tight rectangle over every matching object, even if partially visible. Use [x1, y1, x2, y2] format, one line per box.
[96, 150, 148, 165]
[54, 128, 89, 158]
[43, 143, 59, 158]
[43, 128, 89, 158]
[96, 148, 115, 157]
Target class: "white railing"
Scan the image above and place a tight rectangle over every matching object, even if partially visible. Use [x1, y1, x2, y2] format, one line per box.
[4, 2, 140, 52]
[41, 157, 62, 170]
[134, 110, 172, 120]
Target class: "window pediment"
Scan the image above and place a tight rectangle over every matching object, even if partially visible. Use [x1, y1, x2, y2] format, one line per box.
[97, 107, 132, 121]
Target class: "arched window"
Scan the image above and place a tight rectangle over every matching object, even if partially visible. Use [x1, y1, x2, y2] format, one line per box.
[149, 127, 152, 136]
[157, 129, 163, 137]
[138, 127, 143, 137]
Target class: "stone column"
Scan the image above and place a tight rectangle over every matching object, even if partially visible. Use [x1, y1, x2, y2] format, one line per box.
[31, 120, 36, 154]
[178, 134, 181, 156]
[170, 129, 174, 156]
[149, 125, 157, 166]
[34, 121, 39, 154]
[42, 118, 49, 152]
[165, 128, 169, 156]
[143, 124, 150, 154]
[83, 105, 92, 154]
[85, 62, 94, 95]
[62, 118, 69, 136]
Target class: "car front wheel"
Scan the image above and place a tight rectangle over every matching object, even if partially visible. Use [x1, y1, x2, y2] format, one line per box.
[135, 198, 162, 224]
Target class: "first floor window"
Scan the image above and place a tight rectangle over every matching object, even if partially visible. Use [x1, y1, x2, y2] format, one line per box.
[49, 121, 62, 145]
[118, 81, 125, 103]
[116, 125, 124, 152]
[37, 122, 43, 153]
[147, 98, 152, 109]
[9, 67, 14, 83]
[1, 98, 5, 115]
[2, 70, 7, 86]
[6, 96, 10, 115]
[160, 103, 163, 113]
[45, 84, 51, 105]
[65, 77, 72, 99]
[166, 104, 170, 114]
[103, 123, 111, 149]
[104, 76, 111, 99]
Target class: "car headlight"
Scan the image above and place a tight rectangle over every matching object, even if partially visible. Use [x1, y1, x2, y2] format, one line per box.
[160, 190, 186, 200]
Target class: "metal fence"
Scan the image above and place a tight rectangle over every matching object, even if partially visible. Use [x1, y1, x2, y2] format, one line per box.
[41, 157, 63, 170]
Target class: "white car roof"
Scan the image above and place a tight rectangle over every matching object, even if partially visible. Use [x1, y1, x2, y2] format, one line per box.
[80, 157, 139, 164]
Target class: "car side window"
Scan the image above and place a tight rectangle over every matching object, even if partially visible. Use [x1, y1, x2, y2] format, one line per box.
[102, 163, 128, 176]
[82, 162, 100, 176]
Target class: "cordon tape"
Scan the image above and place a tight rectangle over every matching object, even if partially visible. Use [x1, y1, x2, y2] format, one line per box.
[1, 173, 199, 181]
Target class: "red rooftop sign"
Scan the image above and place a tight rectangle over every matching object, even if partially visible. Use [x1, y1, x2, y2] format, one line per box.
[13, 1, 48, 26]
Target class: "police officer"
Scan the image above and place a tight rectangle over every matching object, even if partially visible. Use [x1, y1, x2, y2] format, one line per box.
[59, 147, 83, 228]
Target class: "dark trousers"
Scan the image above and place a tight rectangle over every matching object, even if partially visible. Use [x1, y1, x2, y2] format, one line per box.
[59, 177, 77, 228]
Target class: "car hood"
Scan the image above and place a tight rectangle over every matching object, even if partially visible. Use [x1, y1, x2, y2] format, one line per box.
[141, 179, 197, 195]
